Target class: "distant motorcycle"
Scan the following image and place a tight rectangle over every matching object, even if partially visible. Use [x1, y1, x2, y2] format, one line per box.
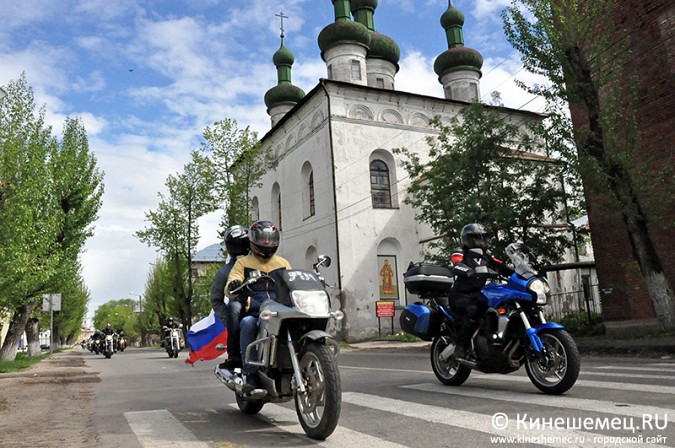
[117, 335, 128, 352]
[214, 255, 343, 440]
[164, 325, 183, 358]
[103, 334, 115, 359]
[401, 243, 580, 395]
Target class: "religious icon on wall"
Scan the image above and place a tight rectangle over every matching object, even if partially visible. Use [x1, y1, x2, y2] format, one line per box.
[377, 255, 398, 299]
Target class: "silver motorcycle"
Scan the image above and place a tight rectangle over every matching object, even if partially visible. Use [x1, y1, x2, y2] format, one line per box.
[215, 255, 343, 440]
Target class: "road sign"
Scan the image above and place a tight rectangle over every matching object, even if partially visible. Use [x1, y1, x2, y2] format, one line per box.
[42, 293, 62, 311]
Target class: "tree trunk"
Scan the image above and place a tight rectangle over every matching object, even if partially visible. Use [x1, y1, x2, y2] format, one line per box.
[25, 317, 41, 357]
[0, 303, 35, 362]
[565, 45, 675, 330]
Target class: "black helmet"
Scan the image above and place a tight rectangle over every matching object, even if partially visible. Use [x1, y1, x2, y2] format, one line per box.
[106, 323, 112, 329]
[224, 225, 249, 258]
[461, 223, 490, 249]
[249, 220, 280, 259]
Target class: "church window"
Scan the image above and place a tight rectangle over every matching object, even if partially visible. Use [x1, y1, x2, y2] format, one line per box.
[272, 183, 282, 230]
[251, 196, 260, 222]
[370, 159, 392, 208]
[351, 60, 362, 80]
[376, 78, 385, 89]
[308, 172, 315, 217]
[327, 64, 333, 80]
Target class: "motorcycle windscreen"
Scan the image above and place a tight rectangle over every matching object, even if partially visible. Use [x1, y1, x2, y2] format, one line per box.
[273, 269, 328, 308]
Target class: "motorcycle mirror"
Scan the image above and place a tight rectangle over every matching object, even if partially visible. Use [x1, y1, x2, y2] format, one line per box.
[317, 254, 331, 268]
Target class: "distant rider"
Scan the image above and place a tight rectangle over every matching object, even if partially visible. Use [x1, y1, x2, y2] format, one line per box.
[450, 223, 514, 360]
[226, 220, 291, 393]
[210, 224, 250, 370]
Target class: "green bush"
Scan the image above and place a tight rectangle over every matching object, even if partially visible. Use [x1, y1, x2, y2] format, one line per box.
[555, 312, 605, 336]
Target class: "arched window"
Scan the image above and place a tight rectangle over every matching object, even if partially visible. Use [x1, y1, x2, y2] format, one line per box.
[251, 196, 260, 222]
[309, 172, 315, 217]
[370, 159, 392, 208]
[272, 183, 282, 231]
[301, 161, 315, 219]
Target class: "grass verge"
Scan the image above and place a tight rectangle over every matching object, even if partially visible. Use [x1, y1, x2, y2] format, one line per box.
[0, 351, 51, 374]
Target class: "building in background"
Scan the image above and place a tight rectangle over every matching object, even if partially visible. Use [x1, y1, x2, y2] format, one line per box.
[251, 1, 579, 341]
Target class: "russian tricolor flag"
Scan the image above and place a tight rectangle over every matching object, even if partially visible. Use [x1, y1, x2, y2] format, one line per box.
[185, 311, 228, 365]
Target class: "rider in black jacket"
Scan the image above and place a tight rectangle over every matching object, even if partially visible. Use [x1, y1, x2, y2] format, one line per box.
[210, 224, 250, 370]
[450, 223, 514, 360]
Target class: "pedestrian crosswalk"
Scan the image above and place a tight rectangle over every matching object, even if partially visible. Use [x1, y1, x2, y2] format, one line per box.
[124, 361, 675, 447]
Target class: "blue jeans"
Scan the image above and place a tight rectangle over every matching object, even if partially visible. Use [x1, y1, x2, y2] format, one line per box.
[240, 315, 259, 375]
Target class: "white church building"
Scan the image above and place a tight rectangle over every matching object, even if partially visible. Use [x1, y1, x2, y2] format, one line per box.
[249, 1, 571, 341]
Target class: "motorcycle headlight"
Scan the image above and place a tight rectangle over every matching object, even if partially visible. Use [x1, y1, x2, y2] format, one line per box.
[528, 278, 551, 305]
[291, 290, 330, 316]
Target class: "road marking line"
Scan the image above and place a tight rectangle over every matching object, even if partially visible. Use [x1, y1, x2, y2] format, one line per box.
[342, 365, 675, 393]
[342, 392, 607, 448]
[227, 403, 408, 447]
[402, 383, 674, 418]
[581, 371, 675, 380]
[467, 373, 675, 394]
[593, 365, 675, 372]
[124, 409, 210, 448]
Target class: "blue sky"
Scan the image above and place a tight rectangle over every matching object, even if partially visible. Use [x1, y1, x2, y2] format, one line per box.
[0, 0, 545, 319]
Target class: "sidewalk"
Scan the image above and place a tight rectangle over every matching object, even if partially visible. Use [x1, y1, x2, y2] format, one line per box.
[347, 334, 675, 358]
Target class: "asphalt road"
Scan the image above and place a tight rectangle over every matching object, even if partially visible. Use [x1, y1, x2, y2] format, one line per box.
[88, 347, 675, 447]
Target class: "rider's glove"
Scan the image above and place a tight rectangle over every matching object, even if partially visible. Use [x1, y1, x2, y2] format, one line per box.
[228, 279, 242, 293]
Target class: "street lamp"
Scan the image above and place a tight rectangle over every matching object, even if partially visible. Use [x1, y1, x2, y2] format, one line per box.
[129, 292, 143, 313]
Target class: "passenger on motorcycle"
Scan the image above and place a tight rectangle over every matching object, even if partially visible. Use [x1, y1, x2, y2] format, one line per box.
[450, 223, 514, 361]
[210, 224, 250, 371]
[226, 220, 291, 393]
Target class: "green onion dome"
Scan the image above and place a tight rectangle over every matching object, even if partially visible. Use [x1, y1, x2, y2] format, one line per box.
[440, 1, 464, 29]
[434, 1, 483, 77]
[264, 83, 305, 109]
[318, 20, 371, 59]
[272, 42, 295, 67]
[434, 47, 483, 77]
[369, 31, 400, 65]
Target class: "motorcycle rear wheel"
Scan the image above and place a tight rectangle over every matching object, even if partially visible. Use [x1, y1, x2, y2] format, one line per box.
[294, 342, 341, 440]
[236, 392, 265, 415]
[525, 329, 580, 395]
[430, 337, 471, 386]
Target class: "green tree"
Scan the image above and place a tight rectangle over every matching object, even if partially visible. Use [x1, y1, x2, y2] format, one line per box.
[0, 75, 102, 360]
[93, 299, 139, 339]
[52, 275, 90, 345]
[503, 0, 675, 328]
[198, 118, 268, 235]
[0, 76, 61, 361]
[136, 154, 214, 331]
[137, 258, 177, 340]
[395, 103, 574, 265]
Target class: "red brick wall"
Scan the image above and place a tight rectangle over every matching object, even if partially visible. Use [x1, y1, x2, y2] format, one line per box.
[571, 0, 674, 326]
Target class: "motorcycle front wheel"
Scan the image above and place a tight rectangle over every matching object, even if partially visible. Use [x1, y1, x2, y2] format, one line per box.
[430, 336, 471, 386]
[525, 329, 580, 395]
[294, 342, 341, 440]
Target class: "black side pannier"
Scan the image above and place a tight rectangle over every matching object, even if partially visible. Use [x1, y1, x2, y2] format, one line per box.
[403, 262, 453, 296]
[399, 303, 441, 341]
[273, 269, 327, 307]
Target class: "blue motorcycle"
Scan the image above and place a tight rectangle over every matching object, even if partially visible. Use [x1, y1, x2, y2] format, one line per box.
[400, 243, 580, 395]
